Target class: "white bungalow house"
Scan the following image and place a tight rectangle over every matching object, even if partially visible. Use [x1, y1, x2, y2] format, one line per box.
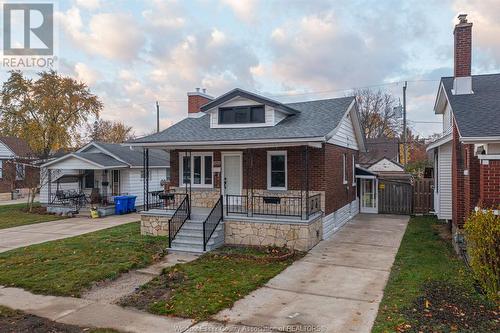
[40, 142, 169, 216]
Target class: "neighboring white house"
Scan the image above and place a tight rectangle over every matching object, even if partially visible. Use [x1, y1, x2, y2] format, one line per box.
[40, 142, 169, 215]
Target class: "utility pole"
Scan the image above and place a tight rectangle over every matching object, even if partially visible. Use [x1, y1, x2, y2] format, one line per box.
[402, 81, 407, 166]
[156, 101, 160, 133]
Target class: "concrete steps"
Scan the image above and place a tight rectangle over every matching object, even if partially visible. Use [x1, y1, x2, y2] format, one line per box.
[169, 219, 224, 253]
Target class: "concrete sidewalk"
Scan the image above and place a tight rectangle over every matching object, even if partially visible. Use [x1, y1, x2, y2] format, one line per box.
[0, 286, 194, 333]
[0, 252, 200, 333]
[0, 195, 39, 206]
[0, 213, 140, 253]
[207, 214, 409, 333]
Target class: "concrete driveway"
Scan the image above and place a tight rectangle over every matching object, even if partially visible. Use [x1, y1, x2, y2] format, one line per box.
[199, 214, 409, 333]
[0, 214, 140, 253]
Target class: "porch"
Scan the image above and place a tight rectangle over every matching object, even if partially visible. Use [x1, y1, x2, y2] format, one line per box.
[44, 168, 126, 216]
[140, 143, 325, 252]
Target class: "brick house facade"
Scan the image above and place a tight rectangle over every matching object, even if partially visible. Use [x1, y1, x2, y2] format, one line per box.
[428, 15, 500, 244]
[132, 87, 365, 251]
[0, 137, 39, 201]
[169, 144, 358, 217]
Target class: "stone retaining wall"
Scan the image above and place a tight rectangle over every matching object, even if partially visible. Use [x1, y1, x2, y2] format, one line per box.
[224, 216, 323, 251]
[140, 212, 171, 236]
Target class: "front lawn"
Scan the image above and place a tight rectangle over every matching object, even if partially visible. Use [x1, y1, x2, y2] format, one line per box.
[120, 246, 302, 321]
[0, 305, 121, 333]
[0, 222, 166, 297]
[372, 216, 498, 333]
[0, 203, 65, 229]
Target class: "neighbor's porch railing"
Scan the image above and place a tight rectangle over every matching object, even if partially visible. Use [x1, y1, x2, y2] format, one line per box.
[49, 191, 128, 209]
[147, 191, 190, 210]
[225, 193, 322, 220]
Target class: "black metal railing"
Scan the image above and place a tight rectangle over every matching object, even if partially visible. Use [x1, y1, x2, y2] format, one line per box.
[148, 191, 187, 210]
[49, 191, 128, 209]
[226, 194, 248, 215]
[252, 195, 303, 218]
[168, 194, 190, 248]
[203, 195, 223, 251]
[307, 194, 322, 217]
[224, 193, 323, 220]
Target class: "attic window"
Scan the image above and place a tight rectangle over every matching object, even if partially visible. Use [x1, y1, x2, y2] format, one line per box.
[219, 105, 265, 124]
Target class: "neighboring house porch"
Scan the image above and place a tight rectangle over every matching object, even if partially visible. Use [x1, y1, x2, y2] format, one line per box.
[41, 142, 169, 216]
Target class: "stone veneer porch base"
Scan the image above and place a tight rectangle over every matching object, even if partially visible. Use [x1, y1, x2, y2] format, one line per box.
[224, 214, 323, 252]
[140, 209, 324, 252]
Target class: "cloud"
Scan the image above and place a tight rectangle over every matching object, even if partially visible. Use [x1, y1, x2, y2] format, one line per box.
[75, 0, 100, 10]
[268, 11, 407, 91]
[222, 0, 259, 23]
[57, 8, 145, 61]
[74, 62, 101, 85]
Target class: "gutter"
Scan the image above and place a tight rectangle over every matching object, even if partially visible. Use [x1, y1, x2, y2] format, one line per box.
[124, 136, 327, 148]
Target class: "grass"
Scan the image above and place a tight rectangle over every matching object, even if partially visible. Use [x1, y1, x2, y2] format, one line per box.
[372, 216, 498, 333]
[0, 222, 166, 297]
[0, 203, 65, 229]
[0, 305, 121, 332]
[121, 246, 302, 321]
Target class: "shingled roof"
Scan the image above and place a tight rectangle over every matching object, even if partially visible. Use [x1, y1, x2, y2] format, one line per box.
[441, 73, 500, 138]
[0, 137, 33, 158]
[131, 96, 356, 144]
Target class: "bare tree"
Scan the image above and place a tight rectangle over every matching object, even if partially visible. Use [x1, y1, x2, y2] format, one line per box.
[86, 119, 135, 143]
[353, 88, 401, 139]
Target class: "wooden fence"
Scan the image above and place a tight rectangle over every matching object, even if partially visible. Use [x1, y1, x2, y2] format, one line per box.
[413, 179, 434, 214]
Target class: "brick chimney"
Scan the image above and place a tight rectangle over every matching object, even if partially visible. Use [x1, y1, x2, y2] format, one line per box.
[453, 14, 473, 95]
[187, 88, 213, 117]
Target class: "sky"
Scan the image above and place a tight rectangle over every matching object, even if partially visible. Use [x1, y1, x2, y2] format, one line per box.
[3, 0, 500, 138]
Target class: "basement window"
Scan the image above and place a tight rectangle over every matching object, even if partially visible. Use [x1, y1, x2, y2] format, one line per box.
[219, 105, 265, 124]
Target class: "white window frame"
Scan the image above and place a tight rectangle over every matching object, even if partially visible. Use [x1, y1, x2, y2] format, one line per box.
[343, 153, 347, 184]
[179, 152, 214, 188]
[352, 154, 356, 186]
[0, 160, 3, 179]
[267, 150, 287, 191]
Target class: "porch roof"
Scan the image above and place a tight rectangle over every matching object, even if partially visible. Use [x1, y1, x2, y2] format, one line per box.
[43, 152, 128, 170]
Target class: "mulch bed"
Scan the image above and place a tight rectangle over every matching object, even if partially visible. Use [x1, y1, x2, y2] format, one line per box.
[20, 206, 56, 215]
[0, 306, 116, 333]
[400, 280, 499, 332]
[212, 245, 297, 263]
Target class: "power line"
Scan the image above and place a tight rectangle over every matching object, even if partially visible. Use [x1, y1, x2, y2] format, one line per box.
[101, 78, 442, 111]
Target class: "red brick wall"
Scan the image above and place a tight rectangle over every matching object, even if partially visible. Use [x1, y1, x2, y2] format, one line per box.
[170, 147, 324, 191]
[168, 144, 358, 215]
[452, 123, 466, 227]
[463, 144, 480, 221]
[188, 94, 212, 114]
[479, 160, 500, 208]
[454, 21, 472, 77]
[324, 143, 357, 214]
[0, 160, 39, 194]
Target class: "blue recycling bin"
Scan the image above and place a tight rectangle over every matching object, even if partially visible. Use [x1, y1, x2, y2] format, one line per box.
[114, 196, 128, 215]
[127, 196, 137, 213]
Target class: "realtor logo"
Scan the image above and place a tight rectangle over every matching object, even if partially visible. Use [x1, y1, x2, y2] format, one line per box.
[1, 2, 57, 69]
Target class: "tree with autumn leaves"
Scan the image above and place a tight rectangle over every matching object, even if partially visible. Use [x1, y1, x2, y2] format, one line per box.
[0, 71, 103, 159]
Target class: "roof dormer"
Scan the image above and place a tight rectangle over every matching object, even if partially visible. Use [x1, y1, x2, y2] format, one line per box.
[199, 88, 299, 129]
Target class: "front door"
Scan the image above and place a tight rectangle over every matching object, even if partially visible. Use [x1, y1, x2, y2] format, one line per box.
[360, 178, 378, 213]
[222, 154, 242, 207]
